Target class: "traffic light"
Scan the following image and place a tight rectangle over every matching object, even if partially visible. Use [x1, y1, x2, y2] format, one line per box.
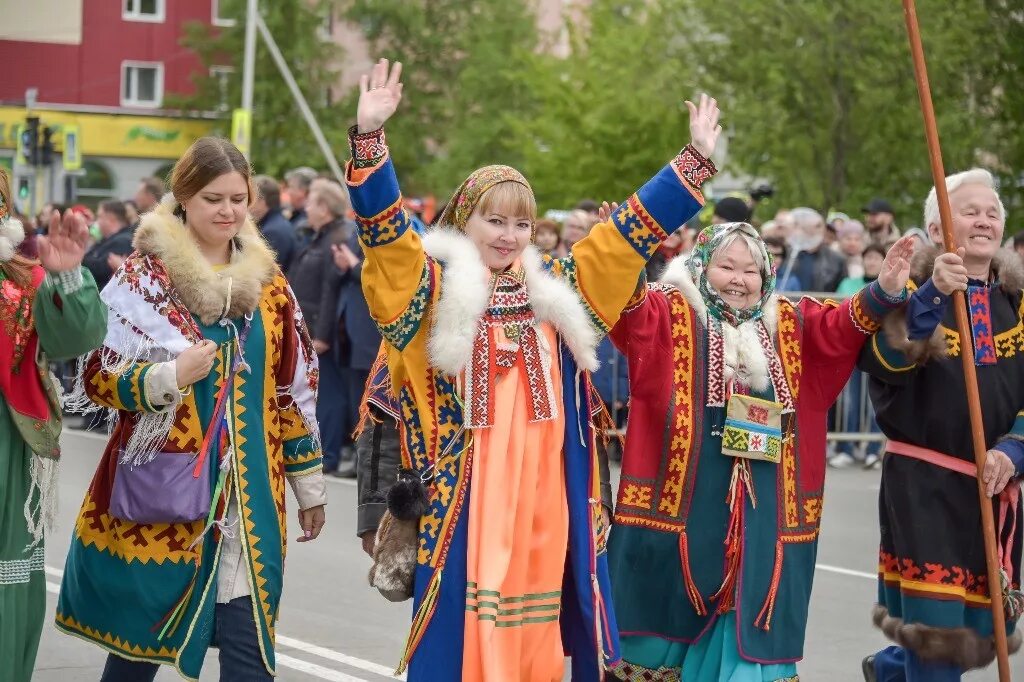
[17, 178, 29, 201]
[39, 126, 55, 166]
[19, 116, 39, 165]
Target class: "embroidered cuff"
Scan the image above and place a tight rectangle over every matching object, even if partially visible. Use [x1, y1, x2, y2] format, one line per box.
[145, 361, 181, 409]
[672, 144, 718, 188]
[48, 267, 84, 295]
[349, 125, 387, 169]
[288, 470, 328, 510]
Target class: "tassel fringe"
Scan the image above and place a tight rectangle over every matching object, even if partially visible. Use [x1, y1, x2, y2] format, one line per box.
[678, 531, 707, 616]
[754, 539, 784, 631]
[23, 456, 59, 548]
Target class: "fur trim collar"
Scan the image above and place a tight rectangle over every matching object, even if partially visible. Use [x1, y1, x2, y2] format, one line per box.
[911, 245, 1024, 292]
[134, 199, 278, 324]
[0, 217, 25, 262]
[659, 253, 777, 392]
[422, 228, 599, 375]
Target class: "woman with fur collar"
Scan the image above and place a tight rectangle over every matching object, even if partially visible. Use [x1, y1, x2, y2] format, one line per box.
[56, 138, 327, 681]
[860, 169, 1024, 682]
[348, 59, 720, 681]
[0, 172, 107, 682]
[605, 221, 915, 681]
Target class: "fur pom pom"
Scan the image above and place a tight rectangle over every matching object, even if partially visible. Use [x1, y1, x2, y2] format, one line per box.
[0, 217, 25, 262]
[387, 468, 430, 521]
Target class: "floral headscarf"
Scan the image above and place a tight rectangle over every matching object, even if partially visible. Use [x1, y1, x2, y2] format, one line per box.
[686, 222, 776, 326]
[435, 165, 534, 231]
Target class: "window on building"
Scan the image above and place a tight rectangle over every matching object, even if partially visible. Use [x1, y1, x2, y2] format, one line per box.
[123, 0, 165, 22]
[212, 0, 236, 27]
[318, 8, 334, 40]
[121, 62, 164, 108]
[210, 66, 234, 112]
[76, 160, 116, 208]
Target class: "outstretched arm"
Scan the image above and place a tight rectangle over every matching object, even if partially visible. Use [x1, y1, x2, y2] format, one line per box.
[546, 95, 723, 336]
[345, 59, 435, 353]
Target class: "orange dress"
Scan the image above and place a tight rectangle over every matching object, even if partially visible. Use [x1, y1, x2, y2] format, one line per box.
[461, 322, 569, 682]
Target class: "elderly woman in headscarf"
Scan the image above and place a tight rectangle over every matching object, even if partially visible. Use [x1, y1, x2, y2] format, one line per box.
[347, 58, 721, 682]
[605, 221, 917, 681]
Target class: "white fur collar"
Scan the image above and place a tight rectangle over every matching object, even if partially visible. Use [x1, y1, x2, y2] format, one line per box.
[133, 199, 278, 325]
[0, 217, 25, 262]
[658, 253, 777, 392]
[422, 228, 599, 375]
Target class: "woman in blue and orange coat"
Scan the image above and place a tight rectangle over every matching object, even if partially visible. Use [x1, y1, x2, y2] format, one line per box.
[348, 58, 721, 681]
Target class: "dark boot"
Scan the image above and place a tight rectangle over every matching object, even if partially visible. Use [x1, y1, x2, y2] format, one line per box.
[862, 655, 877, 682]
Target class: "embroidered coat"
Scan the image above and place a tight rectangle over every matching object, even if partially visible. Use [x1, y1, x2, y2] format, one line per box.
[56, 203, 323, 680]
[1, 265, 106, 682]
[607, 257, 903, 665]
[860, 247, 1024, 670]
[347, 147, 707, 680]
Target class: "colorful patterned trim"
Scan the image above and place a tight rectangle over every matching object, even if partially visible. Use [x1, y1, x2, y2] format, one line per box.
[553, 255, 611, 333]
[968, 285, 998, 365]
[670, 144, 717, 189]
[348, 125, 387, 169]
[55, 611, 178, 665]
[465, 584, 561, 626]
[879, 550, 994, 604]
[849, 280, 907, 335]
[356, 196, 412, 248]
[378, 258, 434, 350]
[611, 196, 671, 262]
[607, 660, 681, 681]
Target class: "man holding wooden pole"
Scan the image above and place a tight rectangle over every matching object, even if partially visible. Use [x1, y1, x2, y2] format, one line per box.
[857, 169, 1024, 680]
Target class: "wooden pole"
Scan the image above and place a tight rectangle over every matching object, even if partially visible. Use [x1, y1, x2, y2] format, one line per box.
[901, 1, 1011, 679]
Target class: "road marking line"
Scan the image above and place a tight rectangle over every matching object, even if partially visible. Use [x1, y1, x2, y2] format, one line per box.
[46, 566, 63, 579]
[278, 635, 404, 680]
[46, 581, 60, 595]
[276, 653, 371, 681]
[815, 563, 875, 580]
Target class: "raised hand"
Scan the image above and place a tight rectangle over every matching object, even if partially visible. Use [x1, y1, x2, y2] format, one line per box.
[598, 201, 620, 223]
[878, 235, 917, 297]
[38, 210, 89, 273]
[685, 94, 722, 159]
[357, 58, 404, 134]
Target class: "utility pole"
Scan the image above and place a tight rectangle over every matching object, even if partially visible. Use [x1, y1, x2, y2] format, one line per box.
[256, 15, 344, 182]
[232, 0, 258, 158]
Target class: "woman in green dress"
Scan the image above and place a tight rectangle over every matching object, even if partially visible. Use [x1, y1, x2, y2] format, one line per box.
[0, 168, 108, 682]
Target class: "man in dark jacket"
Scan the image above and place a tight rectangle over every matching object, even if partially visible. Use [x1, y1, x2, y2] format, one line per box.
[287, 180, 354, 475]
[788, 206, 847, 292]
[82, 200, 134, 291]
[251, 175, 296, 267]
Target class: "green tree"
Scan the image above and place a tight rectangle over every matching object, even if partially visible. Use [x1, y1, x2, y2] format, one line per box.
[173, 0, 346, 177]
[340, 0, 540, 197]
[511, 0, 703, 211]
[688, 0, 1004, 225]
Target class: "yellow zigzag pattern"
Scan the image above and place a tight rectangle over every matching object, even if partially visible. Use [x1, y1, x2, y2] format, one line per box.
[55, 611, 177, 660]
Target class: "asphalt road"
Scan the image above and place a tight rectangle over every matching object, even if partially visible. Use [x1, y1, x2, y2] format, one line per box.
[33, 430, 1023, 681]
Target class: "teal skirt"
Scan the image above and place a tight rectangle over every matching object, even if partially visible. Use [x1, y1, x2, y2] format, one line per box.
[617, 613, 798, 681]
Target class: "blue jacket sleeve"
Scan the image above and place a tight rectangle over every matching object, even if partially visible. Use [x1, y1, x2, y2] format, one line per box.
[906, 279, 950, 340]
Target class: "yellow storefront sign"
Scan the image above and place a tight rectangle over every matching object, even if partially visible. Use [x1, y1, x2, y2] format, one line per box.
[0, 107, 218, 160]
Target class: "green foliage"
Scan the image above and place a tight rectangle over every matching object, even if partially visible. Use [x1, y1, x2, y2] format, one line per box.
[341, 0, 540, 196]
[689, 0, 1005, 226]
[172, 0, 345, 178]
